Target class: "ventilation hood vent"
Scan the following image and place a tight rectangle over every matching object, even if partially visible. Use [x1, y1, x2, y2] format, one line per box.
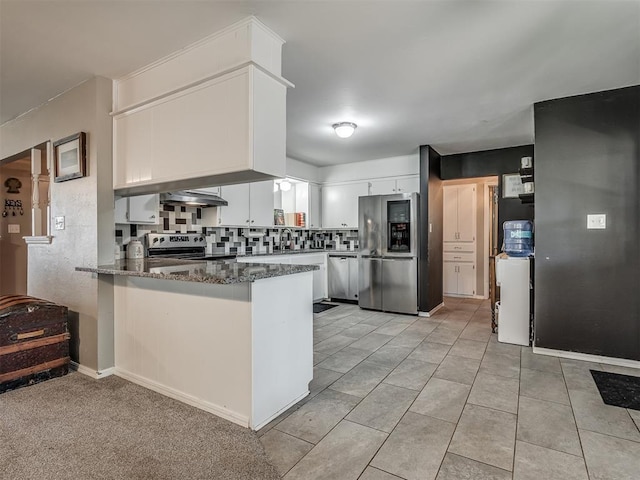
[159, 191, 228, 208]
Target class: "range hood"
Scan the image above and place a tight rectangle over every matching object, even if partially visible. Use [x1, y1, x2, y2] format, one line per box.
[159, 190, 228, 208]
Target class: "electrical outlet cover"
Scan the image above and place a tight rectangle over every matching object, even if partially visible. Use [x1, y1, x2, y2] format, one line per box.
[8, 224, 20, 234]
[54, 216, 65, 230]
[587, 214, 606, 229]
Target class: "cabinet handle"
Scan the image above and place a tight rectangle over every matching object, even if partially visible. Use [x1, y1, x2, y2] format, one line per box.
[246, 219, 250, 223]
[251, 220, 254, 223]
[454, 256, 461, 259]
[150, 215, 155, 219]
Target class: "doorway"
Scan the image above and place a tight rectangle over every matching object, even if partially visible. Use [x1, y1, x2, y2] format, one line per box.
[442, 176, 498, 299]
[0, 156, 31, 294]
[0, 144, 50, 295]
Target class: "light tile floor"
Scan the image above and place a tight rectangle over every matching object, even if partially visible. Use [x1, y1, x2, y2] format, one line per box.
[259, 297, 640, 480]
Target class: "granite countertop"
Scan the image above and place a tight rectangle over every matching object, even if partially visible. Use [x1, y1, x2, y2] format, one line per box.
[76, 258, 318, 285]
[242, 249, 359, 257]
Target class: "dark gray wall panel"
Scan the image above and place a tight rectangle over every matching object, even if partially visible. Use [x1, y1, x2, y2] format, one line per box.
[441, 145, 535, 249]
[419, 145, 443, 312]
[534, 85, 640, 360]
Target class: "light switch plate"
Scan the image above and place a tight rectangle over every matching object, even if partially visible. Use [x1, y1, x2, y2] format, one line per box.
[587, 214, 606, 229]
[54, 216, 65, 230]
[8, 224, 20, 234]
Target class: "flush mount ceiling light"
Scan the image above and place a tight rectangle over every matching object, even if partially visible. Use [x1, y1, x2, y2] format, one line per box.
[279, 180, 292, 191]
[332, 122, 357, 138]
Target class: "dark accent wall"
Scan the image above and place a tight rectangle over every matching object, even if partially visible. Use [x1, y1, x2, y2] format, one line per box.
[419, 146, 443, 312]
[441, 145, 534, 249]
[534, 85, 640, 361]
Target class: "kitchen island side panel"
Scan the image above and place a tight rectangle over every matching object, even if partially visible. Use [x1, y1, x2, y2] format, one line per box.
[534, 85, 640, 361]
[114, 276, 254, 426]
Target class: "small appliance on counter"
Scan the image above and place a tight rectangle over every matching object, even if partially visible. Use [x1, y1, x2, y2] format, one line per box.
[126, 239, 145, 259]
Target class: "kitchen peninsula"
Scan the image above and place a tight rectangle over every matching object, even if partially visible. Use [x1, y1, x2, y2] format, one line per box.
[77, 258, 316, 430]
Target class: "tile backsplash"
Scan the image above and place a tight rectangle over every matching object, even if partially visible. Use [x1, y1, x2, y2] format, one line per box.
[116, 204, 358, 258]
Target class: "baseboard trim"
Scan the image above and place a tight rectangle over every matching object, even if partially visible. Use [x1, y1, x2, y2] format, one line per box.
[418, 302, 444, 317]
[532, 346, 640, 370]
[114, 368, 250, 428]
[254, 390, 308, 431]
[70, 361, 116, 379]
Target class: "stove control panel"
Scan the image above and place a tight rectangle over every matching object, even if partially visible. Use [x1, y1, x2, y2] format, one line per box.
[146, 233, 206, 249]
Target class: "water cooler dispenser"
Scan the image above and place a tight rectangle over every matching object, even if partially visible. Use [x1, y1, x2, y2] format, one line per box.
[495, 220, 533, 346]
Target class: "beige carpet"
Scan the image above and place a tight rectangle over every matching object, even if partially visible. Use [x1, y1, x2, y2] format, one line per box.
[0, 372, 280, 480]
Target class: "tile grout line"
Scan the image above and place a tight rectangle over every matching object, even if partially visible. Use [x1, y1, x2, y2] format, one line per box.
[560, 359, 592, 480]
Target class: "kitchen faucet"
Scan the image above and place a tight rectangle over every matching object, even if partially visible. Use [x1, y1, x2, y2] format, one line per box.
[280, 228, 292, 251]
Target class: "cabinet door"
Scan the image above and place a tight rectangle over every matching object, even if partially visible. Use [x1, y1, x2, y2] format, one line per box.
[219, 183, 250, 226]
[457, 263, 476, 296]
[347, 257, 359, 300]
[322, 183, 369, 228]
[328, 256, 350, 299]
[369, 179, 396, 195]
[443, 186, 458, 242]
[249, 180, 275, 226]
[128, 194, 159, 224]
[308, 183, 321, 228]
[396, 176, 420, 193]
[456, 185, 476, 242]
[114, 197, 128, 223]
[443, 262, 458, 295]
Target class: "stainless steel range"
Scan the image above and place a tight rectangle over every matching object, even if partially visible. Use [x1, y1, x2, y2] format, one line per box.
[144, 233, 236, 261]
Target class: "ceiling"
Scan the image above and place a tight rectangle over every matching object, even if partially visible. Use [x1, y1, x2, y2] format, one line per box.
[1, 1, 639, 167]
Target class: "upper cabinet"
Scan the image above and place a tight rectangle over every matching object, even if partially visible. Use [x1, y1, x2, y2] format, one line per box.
[112, 18, 292, 196]
[215, 180, 274, 227]
[115, 194, 159, 224]
[443, 184, 476, 243]
[368, 176, 420, 195]
[322, 183, 369, 228]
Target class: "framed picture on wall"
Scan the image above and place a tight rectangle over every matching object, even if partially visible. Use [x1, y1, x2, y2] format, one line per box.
[53, 132, 87, 182]
[502, 173, 524, 198]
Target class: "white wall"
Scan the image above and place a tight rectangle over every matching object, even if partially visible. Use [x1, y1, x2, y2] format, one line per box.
[285, 157, 320, 183]
[319, 153, 419, 184]
[0, 77, 114, 372]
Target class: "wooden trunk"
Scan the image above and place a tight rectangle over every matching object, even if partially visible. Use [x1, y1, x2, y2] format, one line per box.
[0, 295, 70, 393]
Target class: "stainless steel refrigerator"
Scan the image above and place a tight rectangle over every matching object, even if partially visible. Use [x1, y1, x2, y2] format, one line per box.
[358, 193, 419, 315]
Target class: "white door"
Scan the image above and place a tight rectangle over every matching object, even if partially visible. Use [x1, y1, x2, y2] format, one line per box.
[220, 183, 250, 226]
[456, 185, 476, 242]
[249, 180, 275, 226]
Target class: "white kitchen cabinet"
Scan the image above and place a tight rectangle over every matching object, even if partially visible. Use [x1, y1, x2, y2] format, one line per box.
[322, 182, 369, 228]
[218, 181, 274, 226]
[114, 194, 159, 224]
[443, 184, 477, 297]
[443, 261, 475, 296]
[396, 176, 420, 193]
[328, 255, 358, 301]
[443, 184, 476, 243]
[368, 179, 397, 195]
[113, 65, 287, 196]
[368, 176, 420, 195]
[308, 183, 322, 228]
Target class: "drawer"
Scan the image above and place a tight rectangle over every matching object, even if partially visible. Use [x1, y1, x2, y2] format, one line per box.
[444, 252, 475, 263]
[444, 243, 475, 254]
